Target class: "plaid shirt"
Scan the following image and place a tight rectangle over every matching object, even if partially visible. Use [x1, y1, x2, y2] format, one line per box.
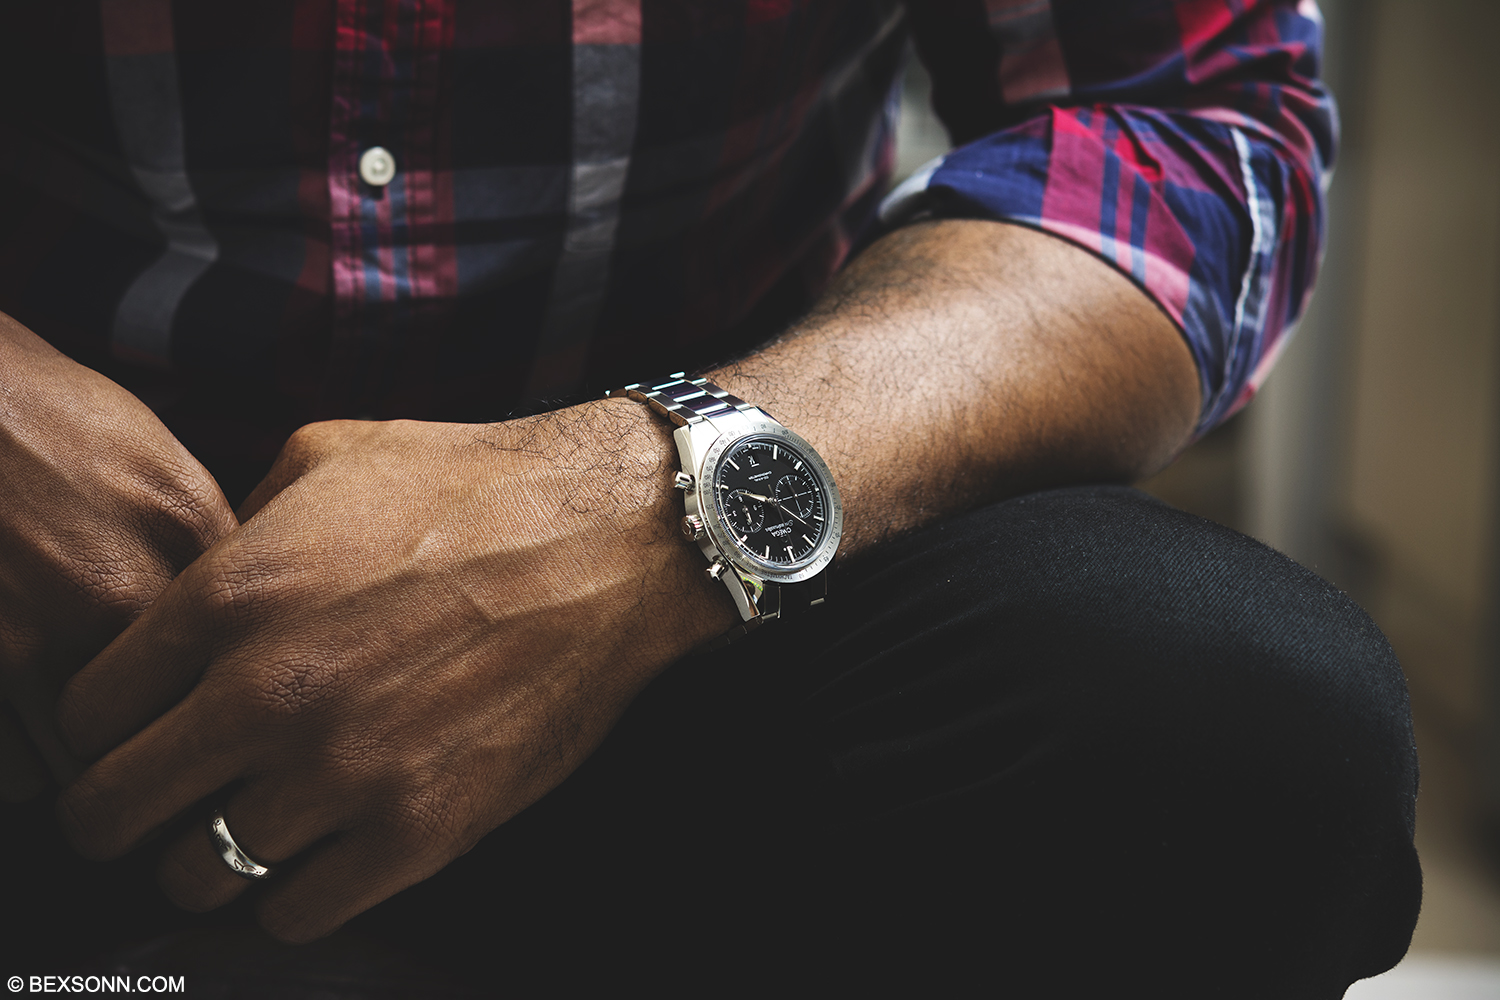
[0, 0, 1331, 471]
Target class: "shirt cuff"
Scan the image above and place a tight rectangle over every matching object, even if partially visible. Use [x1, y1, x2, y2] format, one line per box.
[879, 104, 1323, 436]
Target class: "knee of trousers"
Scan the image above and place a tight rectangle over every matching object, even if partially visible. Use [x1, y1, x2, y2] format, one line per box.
[796, 485, 1421, 988]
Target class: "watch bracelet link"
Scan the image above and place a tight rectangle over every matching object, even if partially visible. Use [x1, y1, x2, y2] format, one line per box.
[609, 372, 766, 436]
[706, 574, 828, 649]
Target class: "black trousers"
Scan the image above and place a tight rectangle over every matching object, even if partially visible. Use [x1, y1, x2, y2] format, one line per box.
[8, 487, 1421, 997]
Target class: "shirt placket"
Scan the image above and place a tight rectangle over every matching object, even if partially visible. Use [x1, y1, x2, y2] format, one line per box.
[327, 0, 453, 410]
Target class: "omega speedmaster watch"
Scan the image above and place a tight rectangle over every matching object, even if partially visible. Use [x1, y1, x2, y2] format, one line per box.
[608, 373, 843, 645]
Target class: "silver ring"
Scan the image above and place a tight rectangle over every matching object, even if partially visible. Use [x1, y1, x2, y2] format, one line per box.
[209, 807, 274, 880]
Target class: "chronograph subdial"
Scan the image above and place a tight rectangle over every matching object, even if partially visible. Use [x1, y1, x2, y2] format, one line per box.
[721, 485, 766, 534]
[774, 473, 816, 520]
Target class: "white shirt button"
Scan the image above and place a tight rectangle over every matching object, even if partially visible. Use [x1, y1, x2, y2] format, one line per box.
[359, 146, 396, 187]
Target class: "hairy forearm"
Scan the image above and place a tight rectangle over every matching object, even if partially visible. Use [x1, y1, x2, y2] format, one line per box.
[691, 219, 1201, 562]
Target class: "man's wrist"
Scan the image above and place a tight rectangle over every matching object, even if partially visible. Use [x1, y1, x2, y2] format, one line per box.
[547, 398, 742, 662]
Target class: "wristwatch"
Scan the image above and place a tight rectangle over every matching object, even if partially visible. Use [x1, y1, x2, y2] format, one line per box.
[608, 373, 843, 645]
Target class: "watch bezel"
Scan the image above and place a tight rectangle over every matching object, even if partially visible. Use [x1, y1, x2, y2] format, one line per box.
[698, 419, 843, 585]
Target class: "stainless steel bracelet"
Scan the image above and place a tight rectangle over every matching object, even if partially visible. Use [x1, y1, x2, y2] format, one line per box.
[705, 571, 828, 648]
[609, 373, 765, 437]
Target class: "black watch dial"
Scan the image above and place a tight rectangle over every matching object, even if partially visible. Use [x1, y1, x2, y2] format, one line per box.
[711, 436, 829, 567]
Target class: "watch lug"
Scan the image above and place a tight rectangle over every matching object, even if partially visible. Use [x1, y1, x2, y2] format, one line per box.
[675, 418, 722, 472]
[703, 555, 767, 621]
[726, 568, 766, 619]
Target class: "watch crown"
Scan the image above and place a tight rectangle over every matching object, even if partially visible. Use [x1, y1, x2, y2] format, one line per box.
[706, 556, 728, 580]
[680, 514, 706, 541]
[673, 471, 696, 492]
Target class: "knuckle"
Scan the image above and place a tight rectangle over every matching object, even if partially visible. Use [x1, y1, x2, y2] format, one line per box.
[385, 810, 438, 855]
[126, 455, 234, 562]
[77, 574, 155, 622]
[51, 542, 168, 625]
[257, 421, 356, 500]
[383, 786, 459, 856]
[281, 420, 355, 464]
[186, 559, 275, 629]
[238, 656, 344, 726]
[279, 424, 320, 462]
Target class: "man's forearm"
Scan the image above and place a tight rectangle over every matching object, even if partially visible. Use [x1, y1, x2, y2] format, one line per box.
[679, 219, 1201, 562]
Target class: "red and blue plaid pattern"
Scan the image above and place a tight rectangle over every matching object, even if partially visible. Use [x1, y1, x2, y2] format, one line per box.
[892, 0, 1333, 432]
[0, 0, 1331, 465]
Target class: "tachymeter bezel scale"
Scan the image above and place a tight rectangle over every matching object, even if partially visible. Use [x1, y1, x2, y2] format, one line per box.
[697, 421, 842, 584]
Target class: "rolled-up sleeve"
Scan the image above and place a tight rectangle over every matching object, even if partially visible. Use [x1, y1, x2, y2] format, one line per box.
[884, 0, 1335, 434]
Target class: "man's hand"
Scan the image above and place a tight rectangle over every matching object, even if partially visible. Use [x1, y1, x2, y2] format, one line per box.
[0, 313, 236, 800]
[55, 408, 734, 942]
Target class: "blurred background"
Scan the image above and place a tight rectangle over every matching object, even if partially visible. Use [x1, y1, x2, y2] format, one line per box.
[894, 0, 1500, 993]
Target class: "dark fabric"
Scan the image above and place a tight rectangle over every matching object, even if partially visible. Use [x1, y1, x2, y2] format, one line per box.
[4, 487, 1421, 996]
